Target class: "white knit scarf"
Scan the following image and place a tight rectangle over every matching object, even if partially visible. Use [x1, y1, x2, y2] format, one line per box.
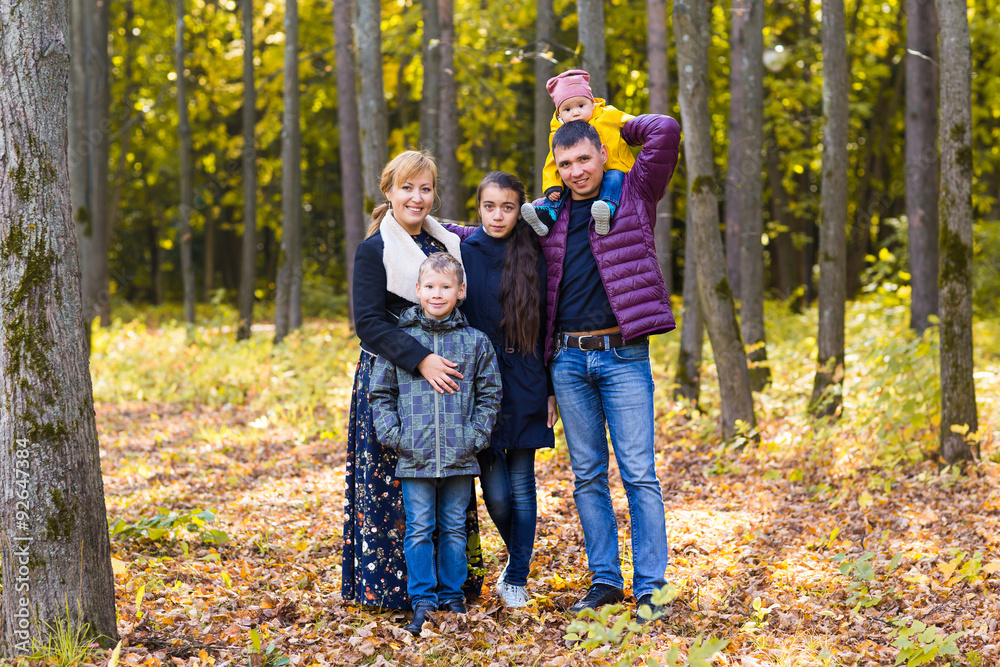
[379, 209, 464, 303]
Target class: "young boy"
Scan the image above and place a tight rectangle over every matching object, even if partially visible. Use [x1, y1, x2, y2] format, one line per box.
[521, 69, 636, 237]
[369, 252, 502, 635]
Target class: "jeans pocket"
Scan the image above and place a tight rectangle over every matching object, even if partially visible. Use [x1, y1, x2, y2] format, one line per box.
[612, 343, 650, 362]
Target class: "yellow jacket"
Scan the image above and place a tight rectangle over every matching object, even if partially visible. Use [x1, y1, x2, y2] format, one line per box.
[542, 99, 636, 195]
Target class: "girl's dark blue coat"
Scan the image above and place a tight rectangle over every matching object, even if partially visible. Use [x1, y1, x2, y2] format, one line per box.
[461, 226, 555, 451]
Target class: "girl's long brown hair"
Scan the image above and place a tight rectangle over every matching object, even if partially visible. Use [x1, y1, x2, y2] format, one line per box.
[476, 172, 542, 356]
[366, 151, 439, 238]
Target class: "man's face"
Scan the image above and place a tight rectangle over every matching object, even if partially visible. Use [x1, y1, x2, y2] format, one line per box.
[553, 139, 608, 200]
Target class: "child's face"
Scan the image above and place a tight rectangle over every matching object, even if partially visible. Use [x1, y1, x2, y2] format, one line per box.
[416, 269, 465, 320]
[557, 96, 595, 123]
[479, 186, 520, 240]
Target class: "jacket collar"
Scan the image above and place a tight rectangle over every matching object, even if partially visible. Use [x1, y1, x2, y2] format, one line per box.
[379, 210, 464, 303]
[398, 305, 468, 332]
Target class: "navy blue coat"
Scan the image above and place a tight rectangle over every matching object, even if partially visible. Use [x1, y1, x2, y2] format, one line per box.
[461, 226, 555, 451]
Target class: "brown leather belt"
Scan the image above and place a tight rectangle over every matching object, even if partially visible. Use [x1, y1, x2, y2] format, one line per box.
[558, 331, 644, 351]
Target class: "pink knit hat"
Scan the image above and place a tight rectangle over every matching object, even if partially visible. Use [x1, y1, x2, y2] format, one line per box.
[546, 69, 594, 109]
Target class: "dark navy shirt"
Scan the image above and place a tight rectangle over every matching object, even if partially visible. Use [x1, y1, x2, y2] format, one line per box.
[555, 197, 619, 331]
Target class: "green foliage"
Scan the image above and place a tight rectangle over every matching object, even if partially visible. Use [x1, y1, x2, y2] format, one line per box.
[832, 550, 901, 612]
[110, 508, 230, 545]
[564, 585, 726, 666]
[29, 603, 97, 667]
[890, 618, 964, 667]
[246, 627, 290, 667]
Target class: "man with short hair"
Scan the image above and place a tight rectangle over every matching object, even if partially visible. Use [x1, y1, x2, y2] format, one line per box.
[533, 116, 680, 613]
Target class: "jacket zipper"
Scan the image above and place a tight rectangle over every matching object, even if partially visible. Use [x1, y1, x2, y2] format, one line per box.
[433, 331, 441, 476]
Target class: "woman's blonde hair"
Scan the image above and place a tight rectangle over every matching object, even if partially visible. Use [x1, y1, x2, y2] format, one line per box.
[366, 150, 439, 238]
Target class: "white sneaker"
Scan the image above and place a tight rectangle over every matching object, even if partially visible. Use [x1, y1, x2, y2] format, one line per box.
[591, 200, 612, 235]
[496, 557, 509, 589]
[520, 203, 550, 236]
[498, 582, 530, 608]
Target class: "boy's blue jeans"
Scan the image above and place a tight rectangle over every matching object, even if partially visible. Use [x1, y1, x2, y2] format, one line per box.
[401, 476, 473, 606]
[549, 339, 669, 600]
[536, 169, 625, 222]
[477, 448, 536, 587]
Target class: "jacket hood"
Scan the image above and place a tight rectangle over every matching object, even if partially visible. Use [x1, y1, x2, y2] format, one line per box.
[398, 305, 469, 332]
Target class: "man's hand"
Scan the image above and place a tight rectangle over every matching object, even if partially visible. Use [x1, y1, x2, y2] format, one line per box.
[547, 395, 559, 428]
[417, 354, 463, 394]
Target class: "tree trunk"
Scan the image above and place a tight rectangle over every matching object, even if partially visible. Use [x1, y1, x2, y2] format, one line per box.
[533, 0, 554, 198]
[576, 0, 607, 99]
[355, 0, 388, 206]
[176, 0, 195, 325]
[334, 0, 365, 329]
[674, 214, 704, 404]
[767, 138, 802, 303]
[0, 0, 118, 652]
[275, 0, 303, 343]
[647, 0, 673, 293]
[906, 0, 939, 334]
[87, 0, 111, 326]
[203, 204, 215, 300]
[69, 0, 93, 342]
[437, 0, 462, 220]
[724, 7, 745, 301]
[810, 0, 849, 417]
[237, 0, 257, 341]
[674, 0, 757, 441]
[419, 0, 440, 155]
[936, 0, 978, 464]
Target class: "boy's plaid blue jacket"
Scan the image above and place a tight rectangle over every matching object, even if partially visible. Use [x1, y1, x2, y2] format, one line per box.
[370, 306, 502, 478]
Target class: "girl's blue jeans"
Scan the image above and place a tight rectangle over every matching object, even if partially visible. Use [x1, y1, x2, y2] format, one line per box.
[477, 448, 537, 587]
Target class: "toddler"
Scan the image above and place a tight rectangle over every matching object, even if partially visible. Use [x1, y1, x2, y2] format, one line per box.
[369, 252, 502, 634]
[521, 69, 635, 236]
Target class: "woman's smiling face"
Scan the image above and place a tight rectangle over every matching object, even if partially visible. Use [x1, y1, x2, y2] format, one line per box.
[478, 185, 520, 239]
[387, 169, 435, 233]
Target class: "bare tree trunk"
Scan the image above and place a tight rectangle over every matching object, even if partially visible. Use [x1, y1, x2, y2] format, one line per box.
[88, 0, 111, 325]
[69, 0, 93, 342]
[576, 0, 607, 99]
[810, 0, 849, 417]
[203, 204, 216, 300]
[334, 0, 365, 329]
[906, 0, 939, 334]
[237, 0, 257, 341]
[176, 0, 195, 325]
[437, 0, 462, 220]
[0, 0, 118, 651]
[936, 0, 978, 464]
[275, 0, 303, 343]
[533, 0, 554, 198]
[647, 0, 673, 293]
[724, 7, 745, 300]
[674, 214, 704, 404]
[674, 0, 757, 441]
[419, 0, 440, 155]
[767, 138, 802, 303]
[731, 0, 769, 390]
[355, 0, 388, 206]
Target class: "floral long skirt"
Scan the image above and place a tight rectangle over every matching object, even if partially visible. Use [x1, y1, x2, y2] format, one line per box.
[341, 351, 484, 610]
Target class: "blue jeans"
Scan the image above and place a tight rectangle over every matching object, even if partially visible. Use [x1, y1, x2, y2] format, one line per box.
[537, 169, 625, 223]
[477, 448, 536, 586]
[549, 340, 669, 599]
[401, 476, 473, 606]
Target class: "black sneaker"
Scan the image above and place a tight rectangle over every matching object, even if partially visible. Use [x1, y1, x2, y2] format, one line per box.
[568, 583, 625, 613]
[636, 593, 666, 622]
[438, 598, 467, 614]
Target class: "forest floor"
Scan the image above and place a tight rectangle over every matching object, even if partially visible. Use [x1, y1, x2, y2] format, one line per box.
[50, 295, 1000, 665]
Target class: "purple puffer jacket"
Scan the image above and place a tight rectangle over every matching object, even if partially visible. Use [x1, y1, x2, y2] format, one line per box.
[537, 114, 681, 363]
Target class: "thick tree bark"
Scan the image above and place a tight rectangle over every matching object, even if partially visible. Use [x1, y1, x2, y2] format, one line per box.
[69, 0, 93, 340]
[237, 0, 257, 341]
[674, 0, 757, 441]
[533, 0, 555, 198]
[647, 0, 673, 293]
[334, 0, 365, 329]
[906, 0, 939, 334]
[728, 0, 768, 390]
[674, 215, 704, 404]
[355, 0, 388, 206]
[275, 0, 303, 343]
[437, 0, 462, 220]
[0, 0, 118, 652]
[936, 0, 978, 464]
[810, 0, 849, 417]
[576, 0, 607, 99]
[419, 0, 440, 155]
[175, 0, 195, 324]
